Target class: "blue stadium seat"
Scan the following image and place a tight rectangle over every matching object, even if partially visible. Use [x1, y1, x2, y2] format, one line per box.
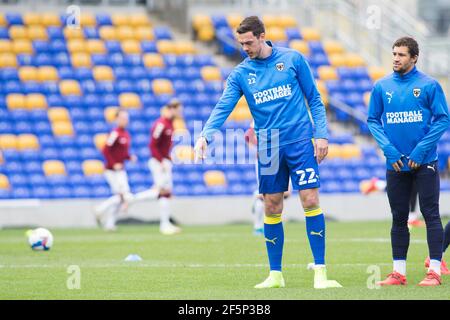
[12, 187, 32, 199]
[130, 67, 146, 81]
[6, 13, 23, 25]
[33, 41, 50, 54]
[140, 41, 157, 53]
[29, 173, 47, 187]
[92, 54, 109, 66]
[4, 81, 22, 94]
[74, 67, 93, 81]
[286, 28, 302, 40]
[23, 161, 43, 174]
[84, 27, 99, 39]
[53, 52, 71, 67]
[153, 26, 172, 40]
[21, 150, 42, 162]
[32, 186, 51, 199]
[51, 186, 73, 198]
[105, 41, 122, 54]
[0, 27, 9, 39]
[15, 121, 34, 134]
[124, 54, 142, 67]
[96, 13, 112, 26]
[2, 150, 20, 162]
[17, 54, 34, 67]
[41, 148, 60, 160]
[49, 39, 67, 53]
[61, 147, 80, 161]
[47, 27, 64, 40]
[72, 185, 91, 198]
[80, 147, 101, 160]
[47, 94, 64, 107]
[68, 173, 87, 186]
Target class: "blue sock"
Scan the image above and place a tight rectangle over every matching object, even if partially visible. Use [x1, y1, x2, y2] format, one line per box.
[264, 214, 284, 271]
[305, 208, 325, 265]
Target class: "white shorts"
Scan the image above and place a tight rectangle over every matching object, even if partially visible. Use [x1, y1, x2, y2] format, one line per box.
[149, 158, 173, 191]
[104, 169, 130, 194]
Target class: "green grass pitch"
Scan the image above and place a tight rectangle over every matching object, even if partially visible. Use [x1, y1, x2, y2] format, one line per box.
[0, 220, 449, 300]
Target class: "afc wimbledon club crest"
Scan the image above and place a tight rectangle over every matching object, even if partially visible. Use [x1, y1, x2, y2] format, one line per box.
[413, 88, 421, 98]
[276, 62, 284, 71]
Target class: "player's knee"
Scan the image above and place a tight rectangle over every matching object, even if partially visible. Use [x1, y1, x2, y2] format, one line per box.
[264, 199, 283, 216]
[301, 193, 319, 210]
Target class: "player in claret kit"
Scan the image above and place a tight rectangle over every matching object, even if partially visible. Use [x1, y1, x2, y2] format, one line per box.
[96, 109, 136, 231]
[194, 16, 342, 289]
[149, 99, 182, 235]
[368, 37, 449, 286]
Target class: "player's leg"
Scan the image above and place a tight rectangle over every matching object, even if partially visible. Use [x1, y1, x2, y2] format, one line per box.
[408, 181, 423, 227]
[252, 192, 264, 235]
[100, 170, 128, 231]
[254, 146, 288, 289]
[415, 161, 444, 285]
[444, 221, 450, 255]
[378, 170, 412, 285]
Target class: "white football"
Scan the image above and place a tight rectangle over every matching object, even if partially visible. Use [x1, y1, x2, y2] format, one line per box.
[27, 228, 53, 251]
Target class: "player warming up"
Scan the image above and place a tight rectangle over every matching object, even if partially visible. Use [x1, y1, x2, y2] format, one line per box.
[149, 99, 182, 235]
[194, 16, 341, 289]
[95, 109, 136, 231]
[367, 37, 449, 286]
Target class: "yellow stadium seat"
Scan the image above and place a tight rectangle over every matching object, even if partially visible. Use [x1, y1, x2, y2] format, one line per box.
[134, 27, 154, 41]
[192, 14, 212, 31]
[121, 40, 141, 54]
[0, 14, 6, 27]
[262, 15, 278, 28]
[42, 13, 61, 27]
[0, 174, 9, 189]
[23, 13, 41, 25]
[80, 13, 96, 27]
[27, 25, 48, 40]
[111, 14, 130, 27]
[363, 91, 371, 107]
[43, 160, 66, 176]
[323, 40, 345, 55]
[326, 144, 342, 159]
[6, 94, 26, 110]
[67, 39, 86, 53]
[0, 134, 17, 150]
[130, 13, 151, 27]
[152, 79, 174, 95]
[201, 66, 222, 82]
[9, 26, 28, 40]
[300, 27, 321, 41]
[0, 40, 11, 53]
[99, 26, 117, 41]
[143, 53, 165, 68]
[368, 66, 387, 81]
[266, 27, 287, 42]
[119, 93, 141, 109]
[0, 53, 17, 68]
[328, 53, 347, 67]
[198, 27, 215, 42]
[86, 39, 106, 54]
[17, 134, 39, 150]
[117, 26, 135, 41]
[93, 66, 114, 81]
[52, 121, 74, 136]
[82, 160, 104, 176]
[37, 66, 59, 82]
[94, 133, 108, 151]
[204, 170, 226, 187]
[289, 40, 310, 55]
[279, 14, 297, 28]
[48, 107, 70, 122]
[104, 106, 119, 123]
[12, 40, 33, 54]
[156, 40, 175, 54]
[316, 80, 329, 107]
[64, 27, 85, 40]
[173, 145, 195, 162]
[227, 14, 244, 29]
[71, 53, 92, 68]
[236, 96, 248, 108]
[341, 144, 362, 159]
[174, 41, 197, 55]
[345, 53, 366, 67]
[26, 94, 47, 110]
[59, 80, 81, 96]
[230, 106, 252, 121]
[318, 66, 338, 81]
[19, 66, 38, 82]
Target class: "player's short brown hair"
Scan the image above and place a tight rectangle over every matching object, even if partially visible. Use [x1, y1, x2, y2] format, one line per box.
[393, 37, 419, 60]
[236, 16, 265, 37]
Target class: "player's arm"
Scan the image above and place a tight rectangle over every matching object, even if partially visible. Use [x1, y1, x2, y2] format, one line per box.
[104, 131, 122, 170]
[295, 53, 328, 163]
[408, 81, 450, 168]
[195, 71, 243, 159]
[150, 122, 165, 162]
[367, 84, 404, 171]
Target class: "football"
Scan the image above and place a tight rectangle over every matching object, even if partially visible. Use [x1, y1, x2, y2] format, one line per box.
[27, 228, 53, 251]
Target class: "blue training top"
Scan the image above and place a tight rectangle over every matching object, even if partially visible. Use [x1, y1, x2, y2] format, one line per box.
[368, 66, 449, 171]
[201, 43, 328, 150]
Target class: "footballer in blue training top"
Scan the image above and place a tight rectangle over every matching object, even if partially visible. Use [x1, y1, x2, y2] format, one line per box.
[368, 37, 450, 286]
[194, 16, 342, 289]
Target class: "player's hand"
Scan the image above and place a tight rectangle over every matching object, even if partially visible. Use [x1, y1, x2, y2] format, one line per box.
[408, 159, 420, 170]
[194, 137, 208, 162]
[130, 155, 138, 162]
[392, 159, 404, 172]
[113, 163, 124, 171]
[314, 138, 328, 164]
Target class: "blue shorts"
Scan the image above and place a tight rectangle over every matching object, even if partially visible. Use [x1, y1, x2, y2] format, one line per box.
[257, 139, 320, 194]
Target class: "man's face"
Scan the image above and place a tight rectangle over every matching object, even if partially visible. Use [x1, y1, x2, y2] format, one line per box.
[392, 46, 417, 74]
[166, 105, 180, 120]
[116, 111, 129, 128]
[236, 31, 265, 59]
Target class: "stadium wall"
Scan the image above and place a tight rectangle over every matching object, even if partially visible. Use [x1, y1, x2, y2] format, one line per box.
[1, 192, 450, 228]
